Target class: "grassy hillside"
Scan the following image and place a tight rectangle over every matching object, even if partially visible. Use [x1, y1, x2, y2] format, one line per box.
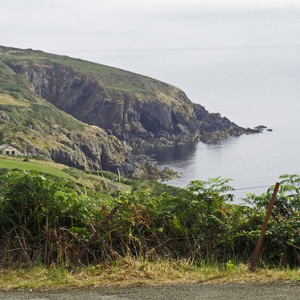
[0, 56, 86, 132]
[0, 156, 76, 180]
[0, 155, 181, 196]
[0, 46, 179, 99]
[0, 47, 133, 173]
[0, 56, 85, 144]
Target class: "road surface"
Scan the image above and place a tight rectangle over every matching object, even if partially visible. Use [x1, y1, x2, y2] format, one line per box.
[1, 282, 300, 299]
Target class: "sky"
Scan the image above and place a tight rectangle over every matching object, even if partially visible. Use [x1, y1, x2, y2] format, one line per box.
[1, 0, 300, 55]
[1, 0, 300, 91]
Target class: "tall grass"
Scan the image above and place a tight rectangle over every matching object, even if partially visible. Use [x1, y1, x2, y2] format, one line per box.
[1, 257, 300, 290]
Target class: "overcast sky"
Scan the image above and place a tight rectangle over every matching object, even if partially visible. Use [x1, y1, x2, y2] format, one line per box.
[1, 0, 300, 56]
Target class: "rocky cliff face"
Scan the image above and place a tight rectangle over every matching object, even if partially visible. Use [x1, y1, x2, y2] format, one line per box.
[0, 46, 259, 180]
[0, 106, 143, 176]
[0, 47, 150, 178]
[6, 56, 251, 147]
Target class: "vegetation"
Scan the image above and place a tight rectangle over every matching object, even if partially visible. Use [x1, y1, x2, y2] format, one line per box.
[1, 45, 299, 288]
[1, 163, 300, 270]
[0, 161, 299, 288]
[0, 47, 104, 160]
[0, 156, 76, 180]
[2, 259, 300, 289]
[0, 46, 176, 98]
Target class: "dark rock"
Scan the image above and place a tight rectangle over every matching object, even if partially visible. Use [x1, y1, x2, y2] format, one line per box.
[160, 167, 182, 181]
[7, 61, 256, 148]
[245, 128, 261, 134]
[255, 125, 267, 130]
[0, 112, 10, 122]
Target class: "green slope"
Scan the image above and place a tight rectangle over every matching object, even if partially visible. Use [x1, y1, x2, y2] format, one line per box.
[0, 46, 175, 97]
[0, 156, 76, 180]
[0, 46, 130, 173]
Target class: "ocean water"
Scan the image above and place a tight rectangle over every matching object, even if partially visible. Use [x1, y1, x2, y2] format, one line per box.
[90, 46, 300, 203]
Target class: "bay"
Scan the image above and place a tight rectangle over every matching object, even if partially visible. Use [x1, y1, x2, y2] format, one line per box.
[87, 46, 300, 203]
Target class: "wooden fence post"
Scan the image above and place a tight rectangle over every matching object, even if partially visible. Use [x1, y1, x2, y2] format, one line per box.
[250, 182, 280, 270]
[71, 205, 120, 266]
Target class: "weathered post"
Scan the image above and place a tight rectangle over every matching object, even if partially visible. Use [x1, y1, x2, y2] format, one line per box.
[250, 182, 280, 270]
[71, 205, 120, 266]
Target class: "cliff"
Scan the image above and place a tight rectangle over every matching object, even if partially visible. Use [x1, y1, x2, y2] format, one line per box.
[0, 48, 144, 177]
[0, 46, 253, 149]
[0, 46, 258, 178]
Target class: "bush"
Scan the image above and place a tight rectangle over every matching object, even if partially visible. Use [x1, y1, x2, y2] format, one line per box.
[1, 170, 300, 268]
[0, 170, 113, 265]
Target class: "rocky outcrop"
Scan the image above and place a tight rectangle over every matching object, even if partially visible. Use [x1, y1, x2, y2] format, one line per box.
[160, 167, 182, 181]
[199, 113, 248, 142]
[5, 56, 253, 147]
[0, 108, 154, 178]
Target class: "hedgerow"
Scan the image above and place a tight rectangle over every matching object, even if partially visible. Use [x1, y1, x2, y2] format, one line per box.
[0, 170, 300, 267]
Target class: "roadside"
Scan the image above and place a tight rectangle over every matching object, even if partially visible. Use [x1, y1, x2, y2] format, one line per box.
[1, 282, 300, 300]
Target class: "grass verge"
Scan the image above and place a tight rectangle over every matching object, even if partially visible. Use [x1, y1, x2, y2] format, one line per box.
[1, 258, 300, 290]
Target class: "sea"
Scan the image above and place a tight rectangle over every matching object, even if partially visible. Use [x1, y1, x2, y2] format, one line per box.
[80, 46, 300, 203]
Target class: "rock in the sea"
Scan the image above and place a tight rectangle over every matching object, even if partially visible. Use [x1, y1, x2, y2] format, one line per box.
[160, 167, 182, 181]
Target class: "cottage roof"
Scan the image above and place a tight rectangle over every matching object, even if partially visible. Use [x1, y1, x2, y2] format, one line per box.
[0, 144, 11, 150]
[0, 143, 18, 150]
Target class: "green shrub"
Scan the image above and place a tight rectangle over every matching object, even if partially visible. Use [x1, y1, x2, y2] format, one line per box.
[0, 170, 300, 268]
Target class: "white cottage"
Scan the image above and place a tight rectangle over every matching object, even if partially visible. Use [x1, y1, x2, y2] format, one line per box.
[0, 144, 21, 155]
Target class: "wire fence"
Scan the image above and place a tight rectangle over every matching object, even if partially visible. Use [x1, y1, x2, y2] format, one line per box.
[235, 184, 273, 191]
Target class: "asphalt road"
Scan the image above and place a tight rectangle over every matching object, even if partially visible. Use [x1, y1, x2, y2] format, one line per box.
[1, 282, 300, 299]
